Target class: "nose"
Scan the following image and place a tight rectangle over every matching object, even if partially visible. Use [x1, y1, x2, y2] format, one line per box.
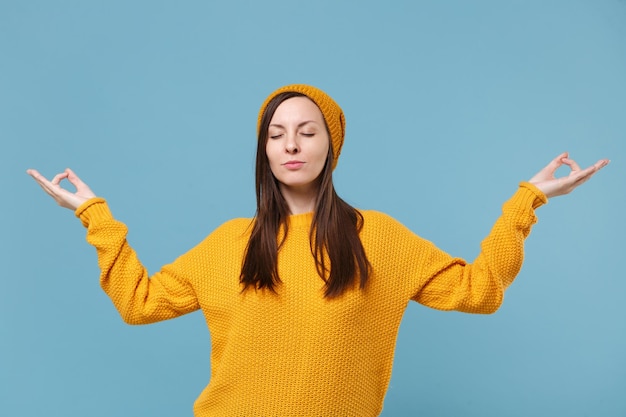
[285, 134, 299, 154]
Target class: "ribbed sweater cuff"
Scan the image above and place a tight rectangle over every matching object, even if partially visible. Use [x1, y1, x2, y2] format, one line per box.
[74, 197, 112, 227]
[518, 181, 548, 209]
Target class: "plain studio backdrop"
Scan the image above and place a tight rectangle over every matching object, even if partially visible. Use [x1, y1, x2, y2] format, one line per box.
[1, 1, 624, 416]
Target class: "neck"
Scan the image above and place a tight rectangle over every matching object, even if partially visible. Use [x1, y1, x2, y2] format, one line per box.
[279, 183, 318, 215]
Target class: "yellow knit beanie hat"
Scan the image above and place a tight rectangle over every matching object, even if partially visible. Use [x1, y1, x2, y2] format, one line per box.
[258, 84, 345, 170]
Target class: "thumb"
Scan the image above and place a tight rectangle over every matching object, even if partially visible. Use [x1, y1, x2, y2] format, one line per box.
[65, 168, 87, 188]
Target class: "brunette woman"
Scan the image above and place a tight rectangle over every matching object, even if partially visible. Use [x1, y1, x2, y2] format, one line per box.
[27, 84, 609, 416]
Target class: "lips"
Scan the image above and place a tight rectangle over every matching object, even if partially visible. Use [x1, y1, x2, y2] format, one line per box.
[283, 161, 305, 170]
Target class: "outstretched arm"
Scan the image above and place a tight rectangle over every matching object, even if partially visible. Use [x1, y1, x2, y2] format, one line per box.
[26, 167, 199, 324]
[412, 153, 609, 313]
[529, 152, 609, 198]
[26, 168, 96, 209]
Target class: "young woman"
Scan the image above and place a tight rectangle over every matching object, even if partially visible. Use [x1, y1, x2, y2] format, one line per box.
[27, 84, 608, 416]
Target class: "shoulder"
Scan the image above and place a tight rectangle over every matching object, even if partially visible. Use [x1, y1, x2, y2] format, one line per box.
[356, 210, 438, 262]
[358, 209, 416, 238]
[359, 209, 404, 228]
[191, 217, 254, 249]
[182, 217, 253, 259]
[209, 217, 254, 240]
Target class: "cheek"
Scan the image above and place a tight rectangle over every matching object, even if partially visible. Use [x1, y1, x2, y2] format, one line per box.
[265, 142, 279, 166]
[316, 141, 330, 164]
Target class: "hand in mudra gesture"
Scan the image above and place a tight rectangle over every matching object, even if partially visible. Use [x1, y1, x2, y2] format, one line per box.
[528, 152, 609, 198]
[27, 168, 96, 210]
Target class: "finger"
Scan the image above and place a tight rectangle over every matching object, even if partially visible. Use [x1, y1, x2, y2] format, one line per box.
[65, 168, 97, 199]
[569, 164, 601, 184]
[550, 152, 568, 168]
[65, 168, 86, 187]
[26, 168, 48, 183]
[27, 170, 55, 190]
[542, 152, 569, 177]
[29, 170, 68, 196]
[574, 159, 610, 179]
[561, 157, 582, 172]
[594, 158, 610, 170]
[50, 172, 69, 186]
[33, 178, 62, 199]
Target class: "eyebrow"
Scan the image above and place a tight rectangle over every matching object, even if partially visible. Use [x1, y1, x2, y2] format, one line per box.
[269, 121, 318, 129]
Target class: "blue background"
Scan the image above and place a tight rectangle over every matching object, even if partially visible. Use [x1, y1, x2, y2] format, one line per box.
[2, 1, 625, 416]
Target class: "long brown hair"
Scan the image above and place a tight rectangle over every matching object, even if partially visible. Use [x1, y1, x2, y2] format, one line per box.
[240, 91, 371, 298]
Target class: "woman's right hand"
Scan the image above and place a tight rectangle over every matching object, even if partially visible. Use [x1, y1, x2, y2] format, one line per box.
[27, 168, 96, 210]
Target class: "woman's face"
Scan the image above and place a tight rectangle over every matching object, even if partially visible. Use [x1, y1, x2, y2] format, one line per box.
[266, 96, 330, 196]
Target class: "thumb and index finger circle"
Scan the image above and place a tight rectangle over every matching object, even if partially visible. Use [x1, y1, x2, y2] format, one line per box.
[561, 157, 582, 172]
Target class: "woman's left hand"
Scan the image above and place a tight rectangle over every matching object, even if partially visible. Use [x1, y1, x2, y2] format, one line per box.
[529, 152, 609, 199]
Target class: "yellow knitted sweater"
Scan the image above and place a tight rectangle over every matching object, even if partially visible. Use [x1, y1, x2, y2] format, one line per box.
[75, 182, 546, 416]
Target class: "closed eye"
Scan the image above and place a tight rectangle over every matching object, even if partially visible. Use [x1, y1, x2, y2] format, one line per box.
[301, 133, 315, 137]
[270, 134, 283, 139]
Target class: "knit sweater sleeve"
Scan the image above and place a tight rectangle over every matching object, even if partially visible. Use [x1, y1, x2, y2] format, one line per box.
[406, 182, 547, 313]
[75, 198, 200, 324]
